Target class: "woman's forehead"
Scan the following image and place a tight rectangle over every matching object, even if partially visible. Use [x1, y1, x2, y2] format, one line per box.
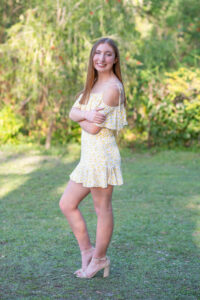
[95, 43, 114, 53]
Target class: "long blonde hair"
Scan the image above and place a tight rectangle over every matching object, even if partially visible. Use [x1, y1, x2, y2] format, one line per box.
[77, 37, 126, 106]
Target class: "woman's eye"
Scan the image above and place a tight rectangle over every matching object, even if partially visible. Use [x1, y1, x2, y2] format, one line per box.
[95, 52, 112, 56]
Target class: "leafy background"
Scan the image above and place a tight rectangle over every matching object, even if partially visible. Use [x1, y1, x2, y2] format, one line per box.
[0, 0, 200, 148]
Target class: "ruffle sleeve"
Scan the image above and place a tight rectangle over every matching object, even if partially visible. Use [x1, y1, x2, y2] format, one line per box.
[95, 103, 128, 131]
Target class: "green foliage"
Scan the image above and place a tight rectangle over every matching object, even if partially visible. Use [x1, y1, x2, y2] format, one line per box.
[0, 106, 24, 144]
[0, 0, 137, 147]
[0, 0, 199, 148]
[52, 122, 81, 145]
[129, 67, 200, 147]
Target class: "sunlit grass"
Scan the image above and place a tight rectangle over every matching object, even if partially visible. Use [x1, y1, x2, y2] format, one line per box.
[0, 145, 199, 299]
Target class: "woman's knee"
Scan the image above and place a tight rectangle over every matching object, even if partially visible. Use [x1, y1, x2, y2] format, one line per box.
[59, 195, 75, 214]
[59, 196, 66, 213]
[59, 181, 90, 214]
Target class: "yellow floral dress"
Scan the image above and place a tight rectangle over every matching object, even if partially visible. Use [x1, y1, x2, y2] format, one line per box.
[69, 82, 128, 188]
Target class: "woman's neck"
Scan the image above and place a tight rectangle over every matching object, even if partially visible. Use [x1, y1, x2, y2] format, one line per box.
[96, 71, 116, 84]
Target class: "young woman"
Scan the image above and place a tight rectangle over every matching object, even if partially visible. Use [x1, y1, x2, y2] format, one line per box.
[59, 37, 127, 278]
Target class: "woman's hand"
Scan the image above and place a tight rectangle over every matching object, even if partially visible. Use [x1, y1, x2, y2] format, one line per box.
[84, 107, 106, 124]
[79, 120, 102, 135]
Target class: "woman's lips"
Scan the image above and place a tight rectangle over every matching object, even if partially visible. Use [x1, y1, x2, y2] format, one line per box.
[96, 63, 106, 68]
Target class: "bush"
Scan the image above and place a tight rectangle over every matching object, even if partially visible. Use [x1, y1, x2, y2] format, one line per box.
[0, 106, 24, 144]
[130, 67, 200, 147]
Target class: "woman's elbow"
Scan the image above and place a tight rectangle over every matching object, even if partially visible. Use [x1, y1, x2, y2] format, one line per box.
[69, 110, 75, 121]
[90, 126, 101, 135]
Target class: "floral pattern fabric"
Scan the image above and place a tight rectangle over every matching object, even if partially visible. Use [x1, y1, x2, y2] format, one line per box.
[69, 83, 128, 188]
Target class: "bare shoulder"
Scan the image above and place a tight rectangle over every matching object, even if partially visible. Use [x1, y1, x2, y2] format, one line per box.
[102, 82, 121, 107]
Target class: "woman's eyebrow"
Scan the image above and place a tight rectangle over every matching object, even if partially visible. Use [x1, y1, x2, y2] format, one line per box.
[95, 50, 113, 53]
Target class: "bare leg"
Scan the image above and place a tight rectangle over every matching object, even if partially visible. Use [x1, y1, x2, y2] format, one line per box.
[59, 180, 91, 251]
[91, 185, 114, 258]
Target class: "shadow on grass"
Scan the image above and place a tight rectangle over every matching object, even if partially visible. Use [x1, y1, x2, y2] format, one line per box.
[0, 150, 199, 299]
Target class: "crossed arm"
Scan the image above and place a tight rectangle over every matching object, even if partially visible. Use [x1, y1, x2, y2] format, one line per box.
[69, 107, 106, 135]
[69, 86, 120, 134]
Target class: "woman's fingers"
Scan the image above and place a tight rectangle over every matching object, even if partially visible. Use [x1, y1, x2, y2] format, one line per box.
[95, 107, 104, 111]
[96, 113, 106, 119]
[95, 116, 106, 123]
[96, 114, 106, 122]
[85, 108, 106, 123]
[94, 108, 106, 123]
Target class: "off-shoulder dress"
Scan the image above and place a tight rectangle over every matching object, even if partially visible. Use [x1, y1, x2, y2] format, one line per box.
[69, 82, 128, 188]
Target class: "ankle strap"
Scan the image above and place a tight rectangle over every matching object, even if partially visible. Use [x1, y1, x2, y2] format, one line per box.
[81, 247, 94, 255]
[92, 256, 108, 261]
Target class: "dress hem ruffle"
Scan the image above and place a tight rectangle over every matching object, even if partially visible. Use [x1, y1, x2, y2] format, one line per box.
[69, 164, 123, 188]
[69, 177, 123, 188]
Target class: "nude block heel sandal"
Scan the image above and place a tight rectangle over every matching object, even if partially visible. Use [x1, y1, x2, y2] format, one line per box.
[77, 256, 110, 278]
[103, 264, 110, 278]
[74, 246, 95, 276]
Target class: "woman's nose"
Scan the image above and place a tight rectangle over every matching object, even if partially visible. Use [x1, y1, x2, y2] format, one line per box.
[99, 54, 105, 61]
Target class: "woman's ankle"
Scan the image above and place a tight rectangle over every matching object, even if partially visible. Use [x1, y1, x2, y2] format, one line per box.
[79, 244, 93, 252]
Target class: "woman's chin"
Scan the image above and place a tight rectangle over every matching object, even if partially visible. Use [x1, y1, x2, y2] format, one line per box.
[95, 67, 111, 73]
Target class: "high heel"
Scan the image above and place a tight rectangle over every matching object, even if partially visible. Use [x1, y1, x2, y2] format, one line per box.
[103, 264, 110, 278]
[74, 247, 95, 276]
[77, 256, 110, 279]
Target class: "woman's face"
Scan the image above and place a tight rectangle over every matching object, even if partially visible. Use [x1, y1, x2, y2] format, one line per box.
[93, 43, 117, 73]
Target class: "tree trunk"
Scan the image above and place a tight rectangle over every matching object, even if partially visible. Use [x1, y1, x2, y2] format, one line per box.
[45, 118, 54, 149]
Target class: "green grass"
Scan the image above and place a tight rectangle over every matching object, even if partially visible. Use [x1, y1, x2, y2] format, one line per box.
[0, 144, 200, 300]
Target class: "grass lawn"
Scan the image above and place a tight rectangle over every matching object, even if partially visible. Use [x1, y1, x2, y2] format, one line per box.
[0, 144, 200, 300]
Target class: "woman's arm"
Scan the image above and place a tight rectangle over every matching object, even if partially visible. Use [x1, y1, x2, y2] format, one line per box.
[78, 120, 102, 135]
[69, 108, 86, 122]
[69, 105, 106, 134]
[69, 107, 106, 123]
